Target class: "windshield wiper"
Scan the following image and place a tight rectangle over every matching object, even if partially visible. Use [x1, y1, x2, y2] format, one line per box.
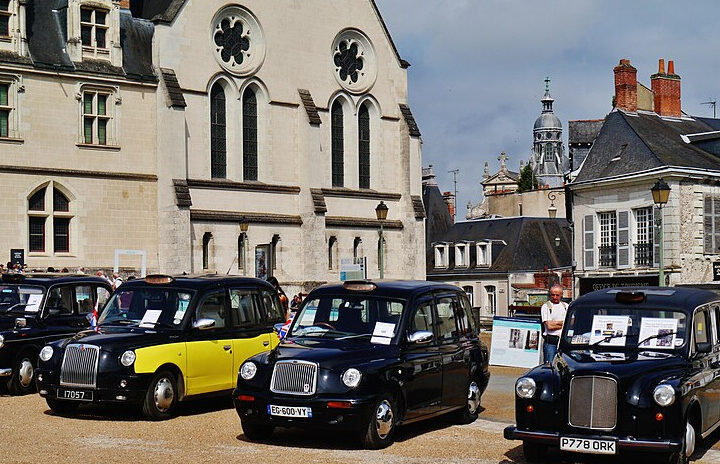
[337, 333, 373, 340]
[2, 303, 28, 313]
[99, 319, 138, 326]
[635, 331, 678, 349]
[590, 333, 627, 347]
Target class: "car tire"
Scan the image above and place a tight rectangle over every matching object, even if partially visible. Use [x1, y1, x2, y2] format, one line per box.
[8, 353, 36, 395]
[452, 379, 481, 424]
[522, 441, 548, 463]
[669, 420, 695, 464]
[142, 370, 178, 421]
[46, 397, 79, 416]
[241, 420, 275, 441]
[361, 395, 397, 450]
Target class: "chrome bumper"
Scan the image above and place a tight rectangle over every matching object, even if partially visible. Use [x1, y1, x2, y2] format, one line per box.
[0, 368, 12, 376]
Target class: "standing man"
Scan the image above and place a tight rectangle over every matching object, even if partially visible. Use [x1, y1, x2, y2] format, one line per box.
[541, 284, 568, 363]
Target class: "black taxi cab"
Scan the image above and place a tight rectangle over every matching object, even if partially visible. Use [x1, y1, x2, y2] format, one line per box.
[36, 274, 284, 420]
[233, 280, 490, 449]
[0, 272, 111, 394]
[504, 287, 720, 464]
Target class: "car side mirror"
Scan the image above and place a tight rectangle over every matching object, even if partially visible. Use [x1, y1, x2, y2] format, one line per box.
[14, 317, 26, 328]
[408, 330, 434, 345]
[193, 318, 216, 330]
[696, 342, 712, 354]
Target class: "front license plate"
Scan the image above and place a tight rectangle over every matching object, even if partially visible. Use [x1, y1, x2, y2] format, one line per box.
[267, 405, 313, 418]
[560, 437, 616, 455]
[57, 388, 93, 402]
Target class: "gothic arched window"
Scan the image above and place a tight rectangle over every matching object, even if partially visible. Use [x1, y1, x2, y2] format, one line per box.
[242, 88, 257, 181]
[331, 101, 344, 187]
[202, 232, 213, 270]
[27, 184, 73, 253]
[358, 104, 370, 189]
[210, 83, 227, 178]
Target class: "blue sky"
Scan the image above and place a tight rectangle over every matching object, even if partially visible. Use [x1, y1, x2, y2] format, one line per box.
[374, 0, 720, 219]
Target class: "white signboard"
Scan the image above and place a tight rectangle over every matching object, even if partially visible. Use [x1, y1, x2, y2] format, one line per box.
[489, 317, 542, 368]
[589, 315, 630, 346]
[638, 317, 678, 349]
[340, 257, 366, 281]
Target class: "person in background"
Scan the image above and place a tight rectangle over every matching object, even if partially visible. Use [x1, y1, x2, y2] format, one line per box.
[112, 272, 123, 291]
[0, 263, 4, 274]
[540, 284, 568, 364]
[96, 270, 111, 284]
[267, 276, 289, 316]
[290, 294, 302, 311]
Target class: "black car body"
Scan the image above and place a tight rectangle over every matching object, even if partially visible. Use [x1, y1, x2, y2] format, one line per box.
[233, 280, 490, 449]
[36, 275, 285, 419]
[504, 287, 720, 464]
[0, 273, 112, 394]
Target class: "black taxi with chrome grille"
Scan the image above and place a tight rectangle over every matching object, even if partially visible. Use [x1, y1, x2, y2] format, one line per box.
[233, 280, 490, 449]
[504, 287, 720, 464]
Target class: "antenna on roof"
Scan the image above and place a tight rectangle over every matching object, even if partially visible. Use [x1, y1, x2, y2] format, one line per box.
[701, 99, 717, 118]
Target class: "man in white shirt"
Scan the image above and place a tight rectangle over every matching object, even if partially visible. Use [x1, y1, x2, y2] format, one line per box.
[541, 284, 568, 363]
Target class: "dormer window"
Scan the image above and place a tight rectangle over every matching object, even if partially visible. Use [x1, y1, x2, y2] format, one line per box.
[477, 242, 491, 267]
[434, 243, 449, 269]
[81, 7, 108, 50]
[455, 242, 470, 268]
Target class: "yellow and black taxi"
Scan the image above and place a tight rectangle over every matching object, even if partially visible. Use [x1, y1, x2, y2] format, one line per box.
[36, 274, 284, 420]
[233, 280, 490, 449]
[505, 287, 720, 464]
[0, 272, 111, 394]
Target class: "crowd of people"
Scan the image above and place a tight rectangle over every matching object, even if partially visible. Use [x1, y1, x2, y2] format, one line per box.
[0, 263, 127, 291]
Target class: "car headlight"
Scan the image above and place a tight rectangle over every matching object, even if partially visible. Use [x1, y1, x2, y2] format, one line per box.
[515, 377, 537, 399]
[0, 334, 4, 349]
[39, 346, 54, 362]
[341, 368, 362, 388]
[240, 362, 257, 380]
[120, 350, 136, 367]
[653, 384, 675, 407]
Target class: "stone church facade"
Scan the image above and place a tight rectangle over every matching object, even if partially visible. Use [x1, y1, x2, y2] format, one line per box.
[0, 0, 425, 292]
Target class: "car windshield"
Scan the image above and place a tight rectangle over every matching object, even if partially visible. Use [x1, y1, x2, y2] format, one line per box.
[288, 295, 405, 341]
[98, 287, 194, 329]
[563, 306, 688, 352]
[0, 285, 45, 315]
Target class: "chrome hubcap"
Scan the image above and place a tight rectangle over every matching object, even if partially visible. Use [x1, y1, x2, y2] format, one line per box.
[153, 377, 174, 412]
[685, 422, 696, 458]
[375, 400, 394, 439]
[19, 359, 34, 388]
[467, 381, 480, 415]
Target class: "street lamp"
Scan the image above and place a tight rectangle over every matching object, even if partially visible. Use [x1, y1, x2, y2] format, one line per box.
[240, 217, 249, 276]
[547, 191, 558, 219]
[651, 179, 671, 286]
[375, 201, 389, 279]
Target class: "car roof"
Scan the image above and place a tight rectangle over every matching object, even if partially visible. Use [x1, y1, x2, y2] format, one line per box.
[572, 286, 720, 313]
[307, 280, 462, 300]
[0, 273, 111, 287]
[118, 274, 275, 291]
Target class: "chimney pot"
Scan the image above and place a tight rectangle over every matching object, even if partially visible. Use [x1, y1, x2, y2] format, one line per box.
[614, 58, 638, 113]
[651, 59, 681, 117]
[668, 60, 675, 75]
[658, 59, 665, 74]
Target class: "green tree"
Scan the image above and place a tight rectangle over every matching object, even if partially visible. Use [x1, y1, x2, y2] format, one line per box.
[517, 164, 538, 192]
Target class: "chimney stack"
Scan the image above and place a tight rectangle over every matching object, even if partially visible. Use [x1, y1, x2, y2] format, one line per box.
[613, 59, 637, 113]
[442, 191, 456, 222]
[651, 58, 681, 118]
[118, 0, 131, 9]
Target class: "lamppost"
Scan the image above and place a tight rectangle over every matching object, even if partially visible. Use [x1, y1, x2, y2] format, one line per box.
[240, 217, 249, 276]
[547, 191, 558, 219]
[375, 201, 388, 279]
[651, 179, 671, 286]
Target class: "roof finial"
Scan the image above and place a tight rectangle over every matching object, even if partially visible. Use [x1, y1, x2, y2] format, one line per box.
[545, 76, 551, 93]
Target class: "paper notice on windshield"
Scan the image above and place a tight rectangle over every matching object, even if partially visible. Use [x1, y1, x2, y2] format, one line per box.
[25, 294, 42, 313]
[371, 322, 395, 345]
[139, 310, 162, 328]
[638, 317, 678, 349]
[589, 315, 630, 346]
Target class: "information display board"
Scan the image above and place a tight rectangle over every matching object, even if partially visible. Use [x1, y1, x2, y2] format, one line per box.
[489, 316, 542, 368]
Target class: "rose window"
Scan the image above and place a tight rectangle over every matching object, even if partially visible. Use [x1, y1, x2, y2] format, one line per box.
[211, 6, 265, 76]
[334, 41, 364, 84]
[331, 29, 376, 94]
[214, 18, 250, 67]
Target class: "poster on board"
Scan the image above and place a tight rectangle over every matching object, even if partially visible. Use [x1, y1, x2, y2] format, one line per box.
[489, 316, 542, 368]
[255, 245, 269, 280]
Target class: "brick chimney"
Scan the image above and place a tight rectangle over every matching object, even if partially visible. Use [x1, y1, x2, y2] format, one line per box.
[613, 59, 638, 113]
[118, 0, 131, 9]
[651, 59, 681, 118]
[442, 191, 456, 222]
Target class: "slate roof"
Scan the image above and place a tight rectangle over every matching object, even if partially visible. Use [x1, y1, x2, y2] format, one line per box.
[574, 110, 720, 183]
[422, 183, 454, 259]
[399, 104, 421, 137]
[298, 89, 322, 126]
[160, 68, 187, 108]
[131, 0, 186, 23]
[569, 119, 603, 145]
[14, 0, 156, 81]
[426, 217, 572, 275]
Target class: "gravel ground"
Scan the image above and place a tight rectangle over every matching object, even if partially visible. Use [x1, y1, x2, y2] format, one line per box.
[1, 364, 719, 464]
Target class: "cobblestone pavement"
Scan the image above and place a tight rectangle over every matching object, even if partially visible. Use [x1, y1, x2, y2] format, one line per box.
[1, 364, 719, 464]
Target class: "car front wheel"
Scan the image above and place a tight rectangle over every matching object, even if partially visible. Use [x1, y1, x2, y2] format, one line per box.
[8, 354, 36, 395]
[453, 380, 481, 424]
[669, 420, 696, 464]
[361, 395, 396, 449]
[142, 370, 178, 421]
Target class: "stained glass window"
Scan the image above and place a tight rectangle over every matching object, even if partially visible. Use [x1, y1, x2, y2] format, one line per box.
[29, 188, 45, 211]
[210, 83, 227, 178]
[242, 89, 257, 181]
[53, 188, 69, 212]
[331, 101, 344, 187]
[358, 104, 370, 189]
[334, 41, 364, 84]
[214, 18, 250, 67]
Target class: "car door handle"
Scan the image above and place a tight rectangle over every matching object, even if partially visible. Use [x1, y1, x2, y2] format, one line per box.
[263, 341, 270, 346]
[223, 345, 232, 351]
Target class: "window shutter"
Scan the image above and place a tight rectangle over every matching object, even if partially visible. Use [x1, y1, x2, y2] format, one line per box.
[653, 206, 661, 267]
[714, 197, 720, 254]
[617, 211, 630, 268]
[704, 197, 713, 254]
[583, 215, 595, 270]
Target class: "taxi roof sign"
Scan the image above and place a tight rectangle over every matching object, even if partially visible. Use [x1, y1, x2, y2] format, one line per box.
[342, 281, 377, 292]
[145, 275, 175, 285]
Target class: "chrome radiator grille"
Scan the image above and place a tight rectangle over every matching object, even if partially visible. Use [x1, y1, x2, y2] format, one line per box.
[270, 360, 318, 396]
[568, 376, 617, 430]
[60, 344, 100, 388]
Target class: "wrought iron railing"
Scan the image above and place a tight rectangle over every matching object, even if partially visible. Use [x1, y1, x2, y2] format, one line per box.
[599, 245, 617, 267]
[634, 242, 654, 266]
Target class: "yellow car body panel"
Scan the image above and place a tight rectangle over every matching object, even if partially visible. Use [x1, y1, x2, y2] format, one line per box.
[231, 333, 276, 376]
[134, 342, 187, 375]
